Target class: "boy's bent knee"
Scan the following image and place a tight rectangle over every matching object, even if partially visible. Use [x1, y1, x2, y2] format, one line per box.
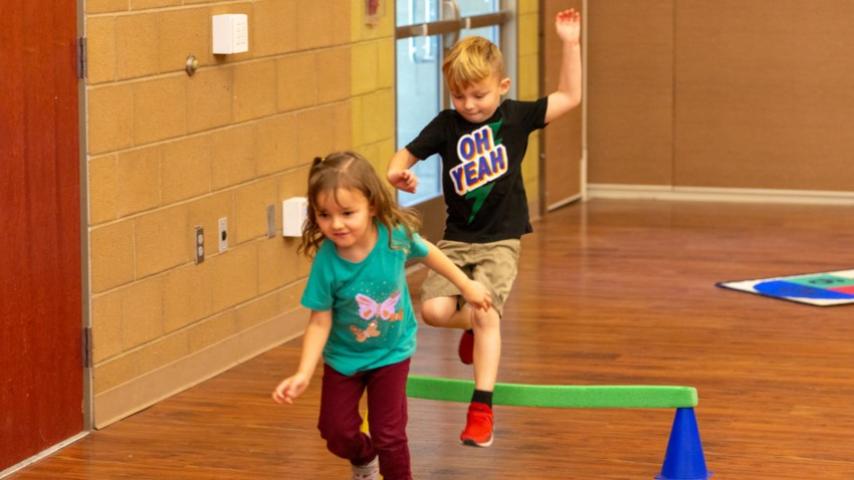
[471, 307, 500, 330]
[420, 298, 456, 326]
[421, 305, 450, 327]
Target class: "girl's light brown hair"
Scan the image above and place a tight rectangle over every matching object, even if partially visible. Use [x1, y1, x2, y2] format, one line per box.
[299, 151, 422, 257]
[442, 36, 506, 94]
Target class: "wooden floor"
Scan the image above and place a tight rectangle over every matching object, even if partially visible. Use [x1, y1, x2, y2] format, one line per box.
[11, 199, 854, 479]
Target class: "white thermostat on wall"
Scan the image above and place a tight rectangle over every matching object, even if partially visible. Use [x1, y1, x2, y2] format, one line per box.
[212, 14, 249, 54]
[282, 197, 308, 237]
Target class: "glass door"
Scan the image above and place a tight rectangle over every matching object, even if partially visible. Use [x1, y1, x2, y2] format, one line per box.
[395, 0, 515, 240]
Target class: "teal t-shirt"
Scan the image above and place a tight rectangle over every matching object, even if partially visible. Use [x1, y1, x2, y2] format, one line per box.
[301, 223, 429, 376]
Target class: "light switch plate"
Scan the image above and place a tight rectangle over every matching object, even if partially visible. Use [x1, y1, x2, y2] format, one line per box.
[218, 217, 228, 252]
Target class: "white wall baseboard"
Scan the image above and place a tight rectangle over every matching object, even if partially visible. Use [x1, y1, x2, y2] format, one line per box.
[93, 307, 307, 429]
[587, 184, 854, 205]
[0, 432, 89, 479]
[547, 193, 583, 212]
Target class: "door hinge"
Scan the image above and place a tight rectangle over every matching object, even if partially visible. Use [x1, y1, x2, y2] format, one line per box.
[82, 327, 92, 368]
[77, 37, 88, 80]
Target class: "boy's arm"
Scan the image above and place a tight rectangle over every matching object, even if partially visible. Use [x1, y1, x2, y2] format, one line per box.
[387, 148, 420, 193]
[545, 9, 583, 124]
[419, 241, 492, 311]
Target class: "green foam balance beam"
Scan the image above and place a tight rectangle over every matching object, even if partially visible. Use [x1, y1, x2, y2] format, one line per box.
[406, 375, 697, 409]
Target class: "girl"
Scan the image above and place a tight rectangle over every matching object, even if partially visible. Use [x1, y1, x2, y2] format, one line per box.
[272, 151, 491, 480]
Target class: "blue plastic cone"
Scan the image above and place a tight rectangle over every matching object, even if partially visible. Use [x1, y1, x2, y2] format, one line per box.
[655, 408, 710, 480]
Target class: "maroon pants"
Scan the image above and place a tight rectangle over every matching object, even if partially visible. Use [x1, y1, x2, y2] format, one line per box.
[318, 358, 411, 480]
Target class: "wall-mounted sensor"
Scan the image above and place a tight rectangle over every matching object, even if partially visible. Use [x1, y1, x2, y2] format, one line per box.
[282, 197, 308, 237]
[212, 14, 249, 54]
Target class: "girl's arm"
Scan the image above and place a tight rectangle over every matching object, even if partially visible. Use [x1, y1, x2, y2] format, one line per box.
[387, 148, 420, 193]
[272, 309, 332, 404]
[420, 241, 492, 311]
[545, 9, 583, 124]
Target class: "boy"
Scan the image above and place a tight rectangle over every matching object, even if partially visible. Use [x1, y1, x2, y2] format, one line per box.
[387, 9, 582, 447]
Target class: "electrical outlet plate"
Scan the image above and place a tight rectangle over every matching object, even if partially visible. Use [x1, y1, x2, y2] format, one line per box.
[194, 226, 205, 263]
[218, 217, 228, 252]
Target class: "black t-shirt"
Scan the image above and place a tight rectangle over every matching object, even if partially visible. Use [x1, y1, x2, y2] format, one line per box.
[406, 97, 548, 243]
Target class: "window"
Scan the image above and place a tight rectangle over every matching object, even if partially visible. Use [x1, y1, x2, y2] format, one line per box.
[395, 0, 511, 209]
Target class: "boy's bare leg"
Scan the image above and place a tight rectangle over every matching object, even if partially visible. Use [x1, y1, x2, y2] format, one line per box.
[459, 304, 500, 447]
[470, 306, 500, 391]
[422, 299, 500, 387]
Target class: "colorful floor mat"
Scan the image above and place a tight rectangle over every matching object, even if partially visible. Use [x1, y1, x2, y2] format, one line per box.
[717, 269, 854, 306]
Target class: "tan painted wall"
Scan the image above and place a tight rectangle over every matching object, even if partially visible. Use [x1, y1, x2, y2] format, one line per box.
[588, 0, 854, 192]
[85, 0, 395, 426]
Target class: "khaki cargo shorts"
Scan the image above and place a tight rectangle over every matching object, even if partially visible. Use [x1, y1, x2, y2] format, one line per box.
[420, 238, 521, 316]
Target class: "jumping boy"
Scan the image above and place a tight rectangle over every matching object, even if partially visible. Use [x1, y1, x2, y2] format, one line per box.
[387, 9, 582, 447]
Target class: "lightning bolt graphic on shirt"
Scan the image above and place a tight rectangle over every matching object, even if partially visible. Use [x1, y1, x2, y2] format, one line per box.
[463, 118, 503, 224]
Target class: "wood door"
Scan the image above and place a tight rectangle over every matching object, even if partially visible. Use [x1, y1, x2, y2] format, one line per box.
[542, 0, 584, 210]
[0, 0, 84, 471]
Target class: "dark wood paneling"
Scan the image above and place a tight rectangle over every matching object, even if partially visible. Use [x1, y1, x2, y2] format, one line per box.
[675, 0, 854, 190]
[542, 0, 583, 208]
[10, 200, 854, 478]
[587, 0, 674, 185]
[0, 0, 83, 470]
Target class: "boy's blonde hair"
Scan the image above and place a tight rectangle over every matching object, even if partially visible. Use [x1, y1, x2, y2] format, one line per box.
[442, 36, 506, 94]
[300, 151, 422, 257]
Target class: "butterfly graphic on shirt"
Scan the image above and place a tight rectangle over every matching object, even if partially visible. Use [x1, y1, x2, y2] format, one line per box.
[349, 321, 380, 343]
[355, 292, 402, 321]
[349, 291, 402, 342]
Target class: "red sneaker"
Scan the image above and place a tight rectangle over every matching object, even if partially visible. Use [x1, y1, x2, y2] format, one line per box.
[458, 329, 474, 365]
[460, 402, 493, 447]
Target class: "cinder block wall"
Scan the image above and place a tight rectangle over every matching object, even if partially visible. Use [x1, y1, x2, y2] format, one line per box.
[85, 0, 396, 427]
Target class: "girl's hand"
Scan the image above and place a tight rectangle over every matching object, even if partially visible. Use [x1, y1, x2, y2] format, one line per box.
[555, 8, 581, 45]
[272, 372, 310, 405]
[388, 169, 419, 193]
[462, 280, 492, 312]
